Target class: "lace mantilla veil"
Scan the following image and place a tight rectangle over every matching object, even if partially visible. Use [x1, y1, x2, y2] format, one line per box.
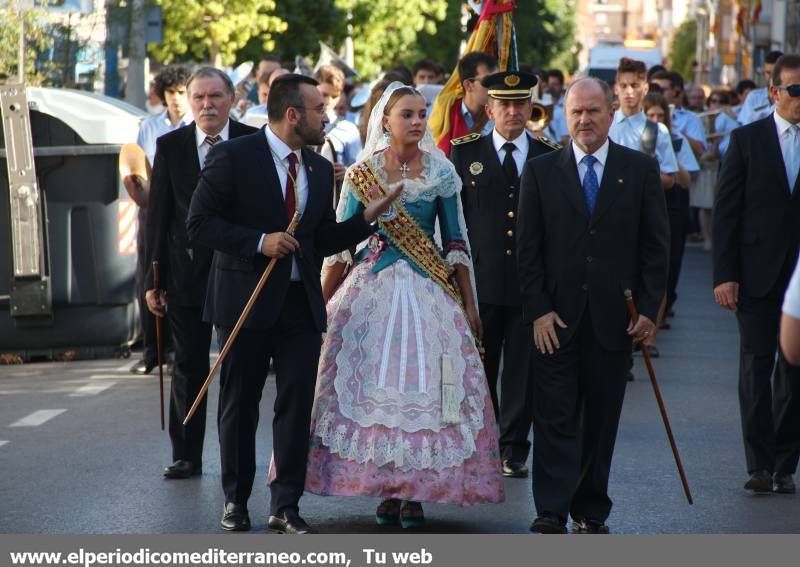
[332, 81, 479, 306]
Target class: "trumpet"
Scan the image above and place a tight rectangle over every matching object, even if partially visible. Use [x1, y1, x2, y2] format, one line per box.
[528, 102, 553, 131]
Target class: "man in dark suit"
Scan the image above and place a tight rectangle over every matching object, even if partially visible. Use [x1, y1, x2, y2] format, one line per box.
[186, 74, 400, 533]
[451, 71, 561, 479]
[517, 77, 669, 534]
[145, 67, 257, 480]
[713, 54, 800, 495]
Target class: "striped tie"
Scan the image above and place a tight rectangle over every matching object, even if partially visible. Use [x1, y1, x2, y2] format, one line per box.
[203, 135, 222, 165]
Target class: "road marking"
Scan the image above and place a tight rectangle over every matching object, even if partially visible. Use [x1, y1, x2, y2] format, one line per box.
[9, 409, 67, 427]
[89, 374, 129, 380]
[69, 382, 116, 397]
[0, 372, 43, 380]
[0, 440, 8, 448]
[89, 374, 161, 381]
[114, 363, 134, 372]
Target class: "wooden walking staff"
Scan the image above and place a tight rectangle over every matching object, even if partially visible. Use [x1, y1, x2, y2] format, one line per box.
[183, 211, 302, 426]
[624, 289, 693, 504]
[152, 261, 165, 430]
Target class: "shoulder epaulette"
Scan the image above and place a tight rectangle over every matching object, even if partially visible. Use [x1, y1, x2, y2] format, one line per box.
[450, 132, 481, 146]
[535, 135, 563, 151]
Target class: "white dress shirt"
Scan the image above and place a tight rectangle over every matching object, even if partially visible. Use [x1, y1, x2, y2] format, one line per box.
[136, 109, 193, 165]
[774, 110, 800, 192]
[783, 253, 800, 319]
[324, 115, 362, 166]
[549, 97, 569, 141]
[714, 111, 741, 156]
[673, 132, 700, 173]
[242, 103, 269, 128]
[261, 126, 309, 280]
[671, 107, 707, 151]
[572, 138, 609, 187]
[609, 110, 679, 174]
[492, 128, 529, 176]
[738, 87, 773, 125]
[195, 120, 230, 166]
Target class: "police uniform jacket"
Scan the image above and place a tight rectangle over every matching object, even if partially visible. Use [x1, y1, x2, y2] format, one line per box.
[451, 132, 560, 305]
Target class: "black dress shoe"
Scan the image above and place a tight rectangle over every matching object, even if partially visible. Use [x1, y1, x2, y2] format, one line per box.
[268, 511, 317, 534]
[163, 460, 202, 479]
[744, 470, 772, 493]
[502, 460, 529, 478]
[221, 502, 250, 531]
[530, 513, 567, 534]
[773, 473, 796, 494]
[572, 518, 610, 534]
[130, 359, 155, 375]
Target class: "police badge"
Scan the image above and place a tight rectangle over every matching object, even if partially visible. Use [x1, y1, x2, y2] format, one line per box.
[469, 162, 484, 175]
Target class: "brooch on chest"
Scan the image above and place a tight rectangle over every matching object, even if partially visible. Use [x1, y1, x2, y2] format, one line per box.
[469, 162, 484, 176]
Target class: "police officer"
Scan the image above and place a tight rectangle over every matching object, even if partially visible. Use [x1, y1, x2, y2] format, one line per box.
[450, 71, 561, 478]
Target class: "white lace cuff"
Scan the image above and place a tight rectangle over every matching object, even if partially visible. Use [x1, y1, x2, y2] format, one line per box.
[325, 250, 353, 266]
[445, 249, 471, 269]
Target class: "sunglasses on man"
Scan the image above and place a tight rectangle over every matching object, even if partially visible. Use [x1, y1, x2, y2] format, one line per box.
[777, 84, 800, 97]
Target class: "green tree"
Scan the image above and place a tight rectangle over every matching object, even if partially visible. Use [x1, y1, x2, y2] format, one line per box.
[0, 7, 51, 85]
[669, 19, 696, 82]
[412, 0, 464, 70]
[237, 0, 344, 67]
[387, 0, 577, 76]
[151, 0, 287, 66]
[515, 0, 576, 72]
[335, 0, 449, 77]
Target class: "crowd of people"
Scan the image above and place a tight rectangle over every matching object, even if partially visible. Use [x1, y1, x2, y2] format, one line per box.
[122, 46, 800, 535]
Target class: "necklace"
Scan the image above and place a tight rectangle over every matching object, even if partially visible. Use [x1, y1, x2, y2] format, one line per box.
[386, 146, 421, 179]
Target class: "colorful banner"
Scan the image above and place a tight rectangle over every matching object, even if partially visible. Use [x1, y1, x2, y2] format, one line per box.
[429, 0, 517, 151]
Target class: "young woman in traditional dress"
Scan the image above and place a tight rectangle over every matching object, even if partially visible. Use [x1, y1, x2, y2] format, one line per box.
[304, 82, 504, 528]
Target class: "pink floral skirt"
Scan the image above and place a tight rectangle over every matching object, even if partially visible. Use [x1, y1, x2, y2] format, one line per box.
[305, 259, 504, 506]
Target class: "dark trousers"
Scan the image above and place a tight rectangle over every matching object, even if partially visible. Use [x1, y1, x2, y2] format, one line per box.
[217, 283, 321, 515]
[736, 257, 800, 475]
[168, 303, 211, 465]
[135, 215, 160, 364]
[665, 187, 689, 311]
[531, 310, 630, 522]
[480, 303, 534, 463]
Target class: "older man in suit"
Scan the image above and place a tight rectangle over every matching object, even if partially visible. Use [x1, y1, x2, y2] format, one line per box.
[713, 54, 800, 495]
[145, 67, 257, 480]
[517, 77, 669, 534]
[187, 74, 400, 533]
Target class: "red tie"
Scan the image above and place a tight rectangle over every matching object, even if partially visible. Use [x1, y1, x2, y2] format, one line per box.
[285, 152, 297, 221]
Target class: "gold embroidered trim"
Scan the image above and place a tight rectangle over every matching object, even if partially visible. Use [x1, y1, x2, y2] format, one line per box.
[347, 161, 462, 306]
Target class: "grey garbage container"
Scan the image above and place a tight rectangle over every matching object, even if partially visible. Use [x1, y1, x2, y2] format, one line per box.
[0, 87, 146, 359]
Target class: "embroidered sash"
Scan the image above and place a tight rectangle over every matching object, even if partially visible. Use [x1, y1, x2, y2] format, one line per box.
[347, 161, 463, 307]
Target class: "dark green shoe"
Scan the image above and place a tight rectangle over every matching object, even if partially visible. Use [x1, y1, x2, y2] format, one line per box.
[375, 498, 401, 526]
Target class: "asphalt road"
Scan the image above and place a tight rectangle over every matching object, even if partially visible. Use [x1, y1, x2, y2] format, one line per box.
[1, 245, 797, 534]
